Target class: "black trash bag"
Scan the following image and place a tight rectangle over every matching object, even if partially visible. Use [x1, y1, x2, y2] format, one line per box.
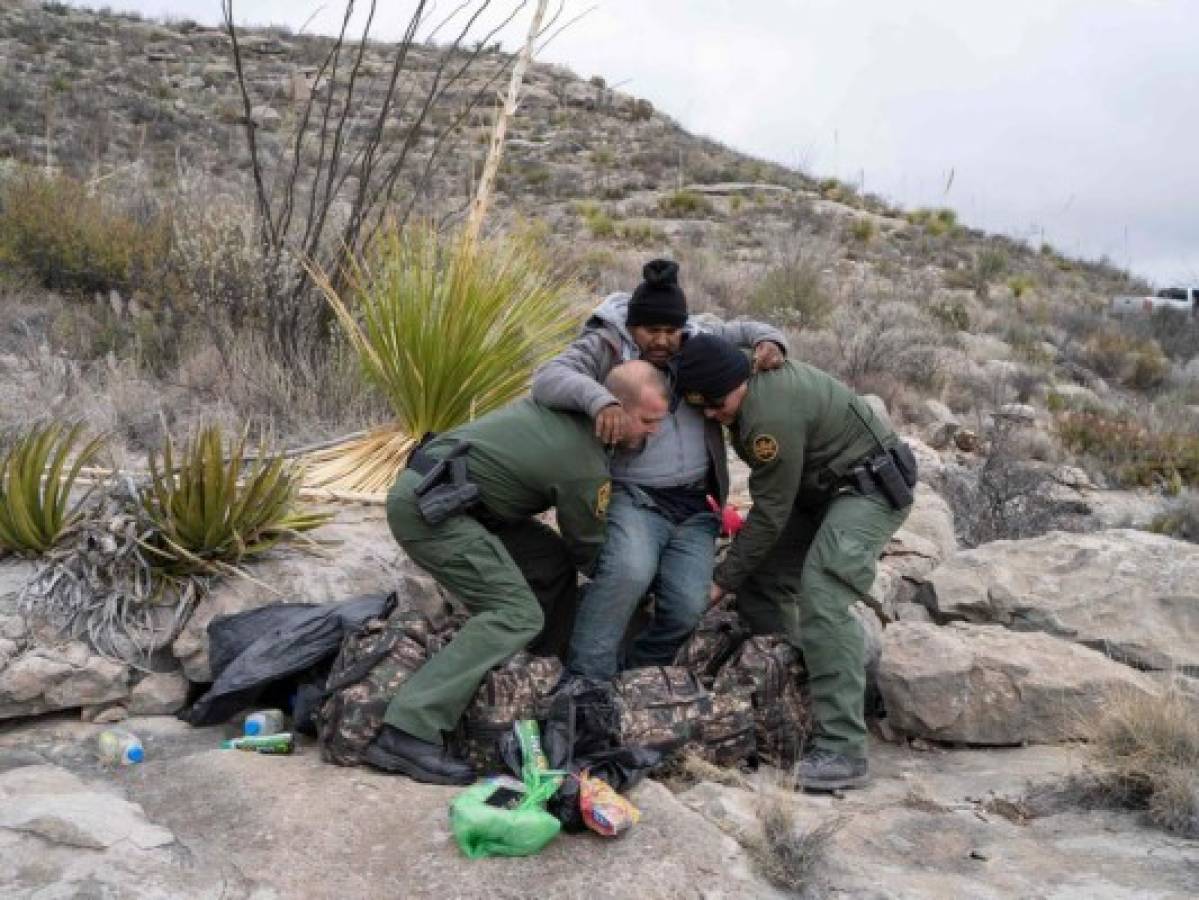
[184, 593, 394, 726]
[496, 676, 661, 832]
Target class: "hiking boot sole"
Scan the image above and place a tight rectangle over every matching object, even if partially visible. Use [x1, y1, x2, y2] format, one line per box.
[363, 744, 475, 786]
[799, 770, 872, 792]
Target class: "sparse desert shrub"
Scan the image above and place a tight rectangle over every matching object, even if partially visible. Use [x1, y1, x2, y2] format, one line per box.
[929, 298, 970, 332]
[616, 220, 663, 248]
[1081, 328, 1169, 390]
[828, 297, 943, 390]
[747, 244, 834, 329]
[1084, 687, 1199, 838]
[1149, 493, 1199, 543]
[1057, 409, 1199, 488]
[659, 189, 713, 217]
[908, 207, 957, 236]
[0, 170, 170, 297]
[942, 420, 1066, 547]
[1008, 274, 1036, 300]
[1126, 308, 1199, 364]
[742, 778, 841, 894]
[849, 218, 875, 243]
[585, 209, 616, 238]
[973, 249, 1008, 298]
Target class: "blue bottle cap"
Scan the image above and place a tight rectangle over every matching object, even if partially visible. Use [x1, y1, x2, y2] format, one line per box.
[245, 719, 261, 735]
[126, 745, 144, 764]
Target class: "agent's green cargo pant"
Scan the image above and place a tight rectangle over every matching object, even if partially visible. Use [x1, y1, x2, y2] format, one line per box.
[734, 490, 909, 759]
[382, 470, 577, 744]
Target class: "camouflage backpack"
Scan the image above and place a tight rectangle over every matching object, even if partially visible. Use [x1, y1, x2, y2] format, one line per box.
[711, 636, 810, 767]
[614, 665, 756, 767]
[315, 613, 446, 766]
[450, 652, 563, 772]
[672, 607, 749, 685]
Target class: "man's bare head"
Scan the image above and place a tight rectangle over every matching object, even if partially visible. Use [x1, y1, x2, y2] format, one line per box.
[604, 360, 670, 449]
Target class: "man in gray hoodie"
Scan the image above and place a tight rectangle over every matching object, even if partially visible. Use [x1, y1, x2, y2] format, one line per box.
[532, 259, 788, 679]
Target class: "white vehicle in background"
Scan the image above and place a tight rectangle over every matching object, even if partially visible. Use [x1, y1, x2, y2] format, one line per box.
[1111, 287, 1199, 317]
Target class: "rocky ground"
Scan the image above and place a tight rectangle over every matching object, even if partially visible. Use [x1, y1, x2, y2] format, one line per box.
[1, 716, 1195, 898]
[2, 437, 1196, 897]
[1, 5, 1197, 896]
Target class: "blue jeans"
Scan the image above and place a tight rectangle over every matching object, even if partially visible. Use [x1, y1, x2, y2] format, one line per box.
[567, 484, 719, 680]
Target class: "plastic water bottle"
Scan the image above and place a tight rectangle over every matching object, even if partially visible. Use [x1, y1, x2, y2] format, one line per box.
[97, 728, 144, 765]
[243, 709, 286, 736]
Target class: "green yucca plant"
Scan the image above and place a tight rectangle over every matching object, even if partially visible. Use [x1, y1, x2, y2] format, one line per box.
[141, 426, 330, 573]
[0, 423, 105, 554]
[306, 224, 579, 493]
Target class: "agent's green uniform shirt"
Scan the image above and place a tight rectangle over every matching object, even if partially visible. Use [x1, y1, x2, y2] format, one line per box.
[382, 398, 611, 745]
[715, 361, 885, 591]
[420, 397, 611, 573]
[717, 361, 908, 759]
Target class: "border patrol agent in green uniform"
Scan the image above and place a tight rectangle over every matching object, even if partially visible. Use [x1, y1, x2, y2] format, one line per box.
[675, 335, 918, 791]
[366, 362, 670, 785]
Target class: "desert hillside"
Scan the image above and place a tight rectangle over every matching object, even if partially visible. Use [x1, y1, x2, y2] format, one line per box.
[0, 6, 1196, 897]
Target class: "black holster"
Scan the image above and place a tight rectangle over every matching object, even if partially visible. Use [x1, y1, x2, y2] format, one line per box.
[407, 440, 480, 525]
[847, 442, 918, 510]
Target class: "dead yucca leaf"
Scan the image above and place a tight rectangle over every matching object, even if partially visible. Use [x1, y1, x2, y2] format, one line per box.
[0, 422, 105, 554]
[141, 425, 330, 574]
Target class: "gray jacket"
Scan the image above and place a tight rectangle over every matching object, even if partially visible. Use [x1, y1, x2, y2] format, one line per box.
[531, 293, 788, 505]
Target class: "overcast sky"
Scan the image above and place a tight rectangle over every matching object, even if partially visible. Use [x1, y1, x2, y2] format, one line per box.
[75, 1, 1199, 286]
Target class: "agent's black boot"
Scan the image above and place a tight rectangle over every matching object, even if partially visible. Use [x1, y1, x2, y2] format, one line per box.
[364, 724, 476, 785]
[795, 748, 870, 791]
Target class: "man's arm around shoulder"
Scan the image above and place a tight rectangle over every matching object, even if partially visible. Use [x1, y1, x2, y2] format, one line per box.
[531, 331, 622, 418]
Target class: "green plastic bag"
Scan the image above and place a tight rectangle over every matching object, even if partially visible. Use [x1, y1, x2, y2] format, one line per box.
[450, 720, 564, 859]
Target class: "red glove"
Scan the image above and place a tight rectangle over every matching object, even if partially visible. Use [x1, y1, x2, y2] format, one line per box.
[707, 496, 745, 538]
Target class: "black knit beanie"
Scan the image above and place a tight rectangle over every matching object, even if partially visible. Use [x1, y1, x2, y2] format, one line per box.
[627, 259, 688, 328]
[675, 334, 752, 403]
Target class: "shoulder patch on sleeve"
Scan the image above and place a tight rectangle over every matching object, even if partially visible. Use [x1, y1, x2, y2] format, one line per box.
[596, 481, 612, 518]
[752, 434, 780, 463]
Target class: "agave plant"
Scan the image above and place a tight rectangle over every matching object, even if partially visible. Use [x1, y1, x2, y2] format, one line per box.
[305, 224, 580, 493]
[141, 425, 330, 574]
[0, 422, 105, 554]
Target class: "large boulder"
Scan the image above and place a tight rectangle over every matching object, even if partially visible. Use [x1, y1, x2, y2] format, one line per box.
[0, 558, 36, 642]
[878, 622, 1159, 745]
[0, 642, 130, 720]
[171, 508, 433, 682]
[919, 529, 1199, 673]
[870, 483, 956, 619]
[128, 670, 190, 715]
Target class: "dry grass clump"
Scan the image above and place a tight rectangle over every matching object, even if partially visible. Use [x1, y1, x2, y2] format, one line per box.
[744, 775, 842, 895]
[681, 751, 753, 789]
[1086, 686, 1199, 837]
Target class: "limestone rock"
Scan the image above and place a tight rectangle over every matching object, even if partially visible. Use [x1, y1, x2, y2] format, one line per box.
[129, 671, 189, 715]
[172, 509, 414, 681]
[122, 741, 772, 898]
[0, 559, 36, 641]
[250, 104, 281, 127]
[878, 622, 1159, 744]
[920, 529, 1199, 673]
[0, 764, 174, 850]
[679, 742, 1198, 897]
[0, 642, 130, 720]
[870, 484, 956, 619]
[996, 402, 1037, 424]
